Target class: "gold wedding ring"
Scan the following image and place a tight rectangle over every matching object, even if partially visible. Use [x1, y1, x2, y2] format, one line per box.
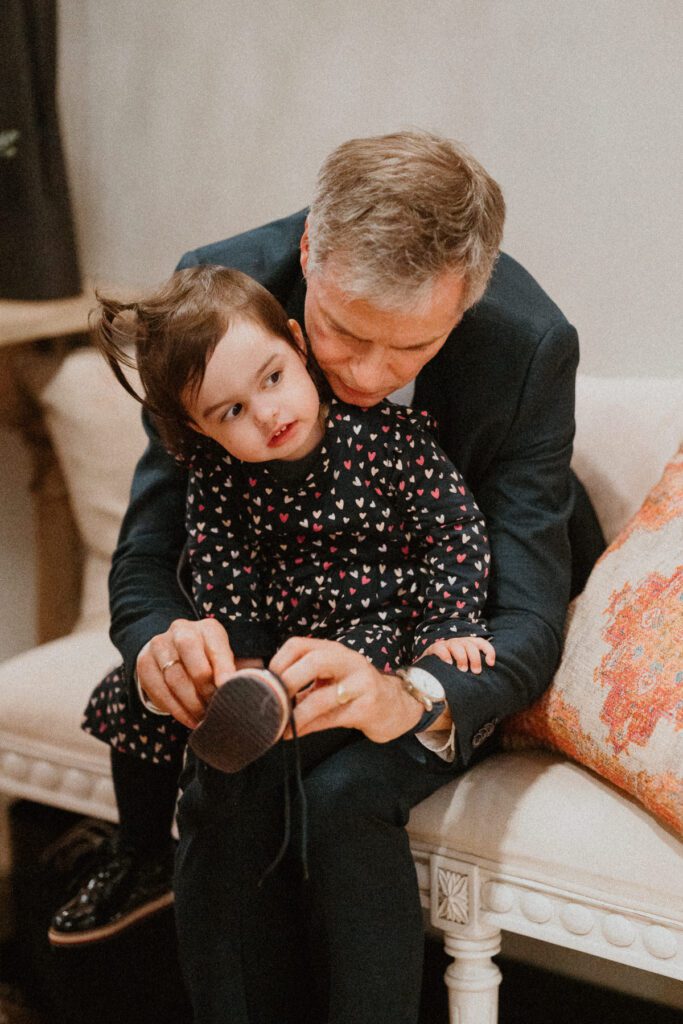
[161, 658, 180, 674]
[335, 681, 354, 706]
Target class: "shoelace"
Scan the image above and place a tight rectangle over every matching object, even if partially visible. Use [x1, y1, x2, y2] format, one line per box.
[258, 677, 309, 886]
[177, 543, 310, 884]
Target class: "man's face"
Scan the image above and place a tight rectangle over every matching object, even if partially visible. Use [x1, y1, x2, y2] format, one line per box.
[301, 230, 467, 408]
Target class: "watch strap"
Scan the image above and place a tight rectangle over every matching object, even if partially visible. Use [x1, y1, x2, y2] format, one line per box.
[408, 704, 447, 735]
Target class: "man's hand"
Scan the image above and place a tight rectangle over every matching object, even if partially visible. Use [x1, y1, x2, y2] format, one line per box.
[270, 638, 450, 743]
[136, 618, 236, 729]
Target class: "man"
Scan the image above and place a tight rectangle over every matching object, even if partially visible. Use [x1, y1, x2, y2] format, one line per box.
[106, 131, 602, 1023]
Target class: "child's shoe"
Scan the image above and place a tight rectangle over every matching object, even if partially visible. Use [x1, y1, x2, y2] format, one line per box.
[189, 668, 291, 773]
[48, 834, 174, 946]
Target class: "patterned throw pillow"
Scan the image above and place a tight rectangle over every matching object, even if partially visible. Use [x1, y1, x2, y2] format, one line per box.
[504, 445, 683, 835]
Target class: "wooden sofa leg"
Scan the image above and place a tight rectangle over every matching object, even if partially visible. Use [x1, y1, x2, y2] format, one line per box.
[442, 929, 502, 1024]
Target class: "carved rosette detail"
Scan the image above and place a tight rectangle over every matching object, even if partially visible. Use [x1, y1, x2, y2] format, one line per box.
[437, 868, 469, 924]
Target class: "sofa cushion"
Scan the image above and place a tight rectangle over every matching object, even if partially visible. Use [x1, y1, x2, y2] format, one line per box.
[38, 347, 146, 631]
[504, 445, 683, 835]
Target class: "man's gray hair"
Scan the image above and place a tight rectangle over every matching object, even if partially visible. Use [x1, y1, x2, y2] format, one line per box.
[306, 130, 505, 310]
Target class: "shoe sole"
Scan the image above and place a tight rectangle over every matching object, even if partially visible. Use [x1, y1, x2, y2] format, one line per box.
[189, 668, 290, 773]
[47, 890, 174, 947]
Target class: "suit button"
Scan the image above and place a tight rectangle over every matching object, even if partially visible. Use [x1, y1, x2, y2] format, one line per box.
[471, 721, 496, 748]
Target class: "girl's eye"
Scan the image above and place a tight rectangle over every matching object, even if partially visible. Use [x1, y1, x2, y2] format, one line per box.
[224, 403, 242, 420]
[266, 370, 282, 386]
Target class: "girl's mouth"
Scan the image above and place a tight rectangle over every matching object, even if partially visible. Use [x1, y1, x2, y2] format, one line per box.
[268, 422, 297, 447]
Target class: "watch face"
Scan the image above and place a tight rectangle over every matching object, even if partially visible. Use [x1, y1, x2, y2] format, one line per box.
[406, 666, 446, 702]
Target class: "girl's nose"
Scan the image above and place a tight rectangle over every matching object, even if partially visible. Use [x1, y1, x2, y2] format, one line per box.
[254, 400, 278, 427]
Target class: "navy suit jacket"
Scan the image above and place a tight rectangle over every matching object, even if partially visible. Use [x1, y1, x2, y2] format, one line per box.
[108, 210, 603, 767]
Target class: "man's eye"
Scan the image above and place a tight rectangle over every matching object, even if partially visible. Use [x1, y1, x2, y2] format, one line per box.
[223, 403, 242, 420]
[266, 370, 282, 386]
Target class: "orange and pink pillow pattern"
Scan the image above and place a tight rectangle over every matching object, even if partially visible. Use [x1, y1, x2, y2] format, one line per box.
[504, 445, 683, 835]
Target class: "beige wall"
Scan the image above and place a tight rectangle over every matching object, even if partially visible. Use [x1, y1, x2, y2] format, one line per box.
[59, 0, 682, 377]
[2, 0, 681, 659]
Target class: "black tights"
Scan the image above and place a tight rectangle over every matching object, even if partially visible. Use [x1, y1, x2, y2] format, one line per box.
[110, 746, 182, 854]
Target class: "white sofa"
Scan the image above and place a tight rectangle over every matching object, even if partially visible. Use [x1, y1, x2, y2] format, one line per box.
[0, 334, 681, 1022]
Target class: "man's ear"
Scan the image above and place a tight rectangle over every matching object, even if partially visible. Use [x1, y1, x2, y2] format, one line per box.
[299, 218, 310, 277]
[287, 318, 306, 352]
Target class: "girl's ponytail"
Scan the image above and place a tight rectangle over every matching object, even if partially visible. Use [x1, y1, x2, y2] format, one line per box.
[91, 296, 147, 408]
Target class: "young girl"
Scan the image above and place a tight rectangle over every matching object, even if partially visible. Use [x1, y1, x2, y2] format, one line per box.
[50, 264, 493, 944]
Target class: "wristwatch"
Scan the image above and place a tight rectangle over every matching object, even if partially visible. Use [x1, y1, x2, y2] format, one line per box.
[396, 664, 446, 715]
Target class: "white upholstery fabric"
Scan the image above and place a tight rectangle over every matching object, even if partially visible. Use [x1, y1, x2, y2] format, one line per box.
[0, 630, 118, 818]
[408, 751, 683, 918]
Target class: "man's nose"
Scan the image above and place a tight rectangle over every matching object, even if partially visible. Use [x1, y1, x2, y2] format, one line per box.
[348, 347, 387, 389]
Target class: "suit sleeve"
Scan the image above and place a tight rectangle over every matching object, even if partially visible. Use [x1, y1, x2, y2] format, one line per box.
[186, 451, 276, 660]
[421, 322, 578, 767]
[388, 415, 491, 654]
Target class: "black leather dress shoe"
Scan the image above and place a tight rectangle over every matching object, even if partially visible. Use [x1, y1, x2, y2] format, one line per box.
[47, 836, 174, 946]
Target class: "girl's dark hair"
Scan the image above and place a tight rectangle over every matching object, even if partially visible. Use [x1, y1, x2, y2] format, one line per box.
[93, 265, 326, 457]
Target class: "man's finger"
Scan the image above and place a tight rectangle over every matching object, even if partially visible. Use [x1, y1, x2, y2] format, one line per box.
[161, 661, 208, 723]
[290, 706, 353, 738]
[269, 636, 316, 676]
[172, 619, 234, 701]
[172, 632, 216, 705]
[277, 645, 357, 697]
[291, 684, 354, 732]
[286, 674, 366, 736]
[151, 687, 200, 731]
[201, 619, 237, 685]
[277, 651, 331, 696]
[142, 638, 207, 724]
[137, 658, 200, 730]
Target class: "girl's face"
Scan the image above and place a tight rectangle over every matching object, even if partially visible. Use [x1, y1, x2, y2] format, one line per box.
[187, 318, 324, 463]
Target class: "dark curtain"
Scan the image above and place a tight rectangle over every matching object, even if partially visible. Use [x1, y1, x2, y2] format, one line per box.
[0, 0, 82, 300]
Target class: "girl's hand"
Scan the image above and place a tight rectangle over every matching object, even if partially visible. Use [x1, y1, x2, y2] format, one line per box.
[270, 637, 441, 742]
[136, 618, 236, 729]
[421, 636, 495, 674]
